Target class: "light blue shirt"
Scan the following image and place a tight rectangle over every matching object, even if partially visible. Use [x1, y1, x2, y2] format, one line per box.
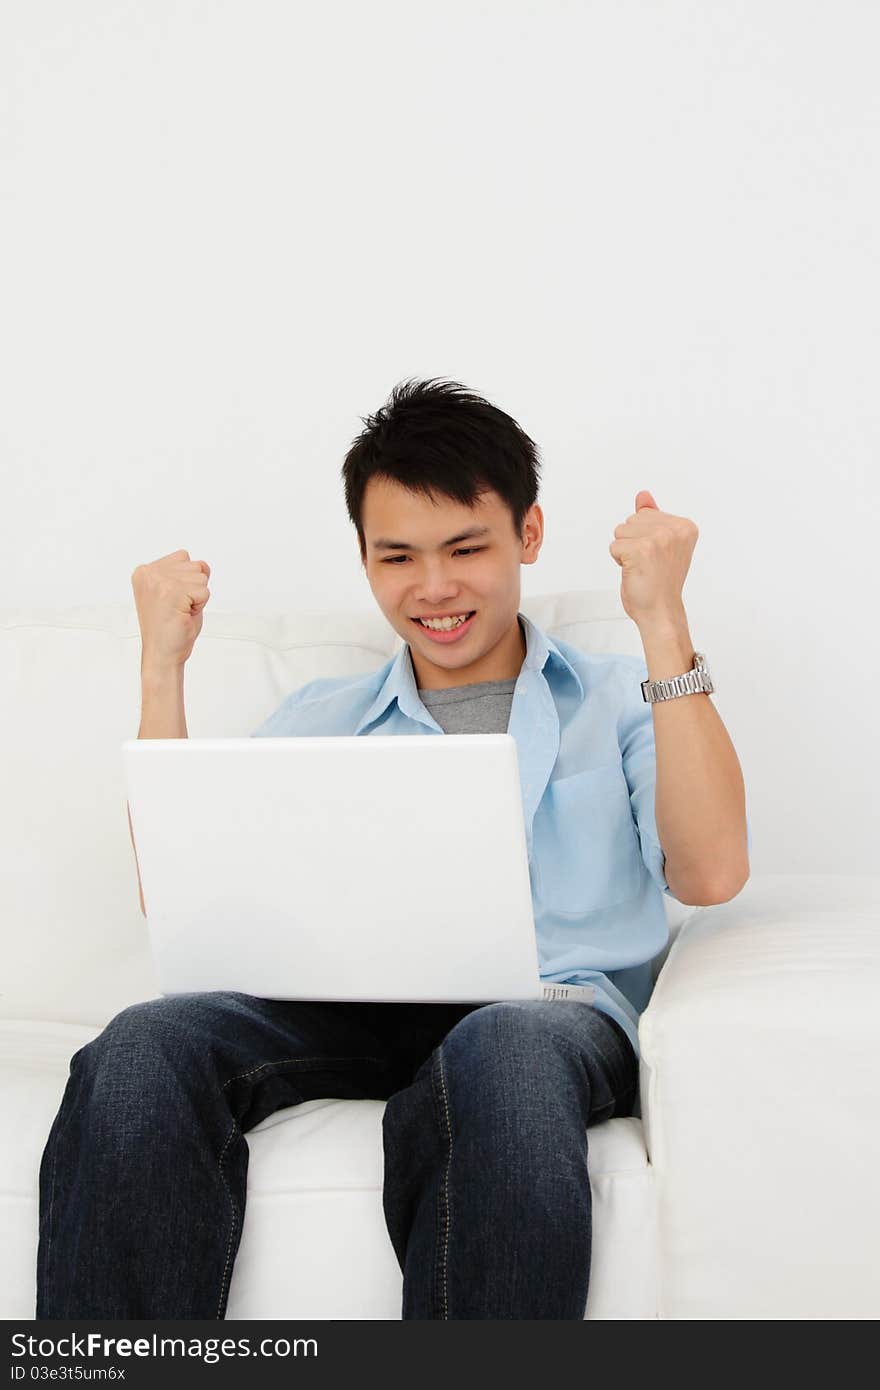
[251, 611, 751, 1065]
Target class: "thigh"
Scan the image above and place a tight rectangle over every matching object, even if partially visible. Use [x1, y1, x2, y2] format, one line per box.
[79, 991, 413, 1132]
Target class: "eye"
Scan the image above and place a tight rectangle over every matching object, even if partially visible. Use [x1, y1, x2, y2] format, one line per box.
[382, 547, 485, 565]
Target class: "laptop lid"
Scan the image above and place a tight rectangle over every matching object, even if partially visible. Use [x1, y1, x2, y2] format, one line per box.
[122, 734, 544, 1004]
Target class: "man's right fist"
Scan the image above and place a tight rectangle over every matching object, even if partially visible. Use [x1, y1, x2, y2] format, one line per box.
[132, 550, 212, 671]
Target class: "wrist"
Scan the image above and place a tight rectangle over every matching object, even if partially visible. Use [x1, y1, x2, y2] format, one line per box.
[634, 603, 689, 639]
[140, 659, 186, 692]
[637, 613, 695, 682]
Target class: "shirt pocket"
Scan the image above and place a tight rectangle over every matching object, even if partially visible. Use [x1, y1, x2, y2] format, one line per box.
[532, 763, 642, 916]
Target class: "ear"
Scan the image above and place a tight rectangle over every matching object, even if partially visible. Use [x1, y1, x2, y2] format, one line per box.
[523, 502, 544, 549]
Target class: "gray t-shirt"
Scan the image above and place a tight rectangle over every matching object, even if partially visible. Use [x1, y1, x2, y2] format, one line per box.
[416, 676, 518, 734]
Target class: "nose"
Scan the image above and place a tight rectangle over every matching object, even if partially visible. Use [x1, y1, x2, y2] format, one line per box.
[415, 591, 464, 609]
[413, 572, 463, 601]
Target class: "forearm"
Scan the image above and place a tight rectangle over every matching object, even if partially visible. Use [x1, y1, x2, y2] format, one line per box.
[638, 607, 749, 903]
[138, 661, 188, 739]
[129, 660, 188, 917]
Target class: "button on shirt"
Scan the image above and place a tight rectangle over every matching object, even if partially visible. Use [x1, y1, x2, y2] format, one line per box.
[251, 611, 751, 1065]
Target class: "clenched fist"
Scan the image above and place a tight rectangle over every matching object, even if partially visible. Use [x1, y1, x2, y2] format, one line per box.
[131, 549, 211, 671]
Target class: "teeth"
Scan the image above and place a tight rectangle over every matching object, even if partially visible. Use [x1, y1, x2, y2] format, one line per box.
[419, 613, 470, 630]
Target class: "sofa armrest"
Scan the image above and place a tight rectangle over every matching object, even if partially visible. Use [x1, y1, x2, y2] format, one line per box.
[637, 872, 880, 1319]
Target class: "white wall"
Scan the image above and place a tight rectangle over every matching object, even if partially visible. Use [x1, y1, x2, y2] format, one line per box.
[2, 1, 877, 873]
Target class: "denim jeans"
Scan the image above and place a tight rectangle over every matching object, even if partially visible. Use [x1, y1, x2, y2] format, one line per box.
[36, 991, 638, 1320]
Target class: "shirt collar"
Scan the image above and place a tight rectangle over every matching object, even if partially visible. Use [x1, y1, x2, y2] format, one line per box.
[353, 610, 585, 735]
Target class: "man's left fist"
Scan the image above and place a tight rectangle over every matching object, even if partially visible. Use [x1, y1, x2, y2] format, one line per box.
[609, 489, 698, 626]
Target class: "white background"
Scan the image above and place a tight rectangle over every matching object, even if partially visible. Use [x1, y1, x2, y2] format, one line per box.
[2, 1, 877, 872]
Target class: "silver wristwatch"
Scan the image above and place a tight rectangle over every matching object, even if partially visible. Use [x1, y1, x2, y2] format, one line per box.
[641, 650, 714, 703]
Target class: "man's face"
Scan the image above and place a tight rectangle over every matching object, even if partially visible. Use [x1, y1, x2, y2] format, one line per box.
[360, 475, 543, 690]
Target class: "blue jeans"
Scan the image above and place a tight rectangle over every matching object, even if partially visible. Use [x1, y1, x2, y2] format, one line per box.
[36, 992, 638, 1319]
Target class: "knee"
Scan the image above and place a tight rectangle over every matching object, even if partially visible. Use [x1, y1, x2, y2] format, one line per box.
[441, 1001, 574, 1088]
[73, 994, 209, 1082]
[438, 1004, 591, 1150]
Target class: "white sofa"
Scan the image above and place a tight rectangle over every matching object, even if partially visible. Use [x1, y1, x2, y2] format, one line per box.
[3, 589, 879, 1320]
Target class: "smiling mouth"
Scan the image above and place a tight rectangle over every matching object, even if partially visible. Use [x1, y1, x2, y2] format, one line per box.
[411, 610, 476, 627]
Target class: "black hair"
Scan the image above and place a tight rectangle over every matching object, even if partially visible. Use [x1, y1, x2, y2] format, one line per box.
[341, 377, 542, 565]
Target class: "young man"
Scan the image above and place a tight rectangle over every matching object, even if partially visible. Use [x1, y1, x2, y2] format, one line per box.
[37, 377, 750, 1321]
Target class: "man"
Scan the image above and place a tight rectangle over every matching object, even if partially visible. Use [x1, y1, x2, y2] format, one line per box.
[37, 377, 750, 1320]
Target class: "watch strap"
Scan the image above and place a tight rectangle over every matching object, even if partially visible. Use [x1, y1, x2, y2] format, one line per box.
[641, 651, 714, 702]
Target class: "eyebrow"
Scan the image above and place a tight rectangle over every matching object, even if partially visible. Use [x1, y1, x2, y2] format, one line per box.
[371, 525, 491, 552]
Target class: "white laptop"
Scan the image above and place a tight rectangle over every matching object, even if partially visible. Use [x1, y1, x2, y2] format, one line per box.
[121, 734, 592, 1006]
